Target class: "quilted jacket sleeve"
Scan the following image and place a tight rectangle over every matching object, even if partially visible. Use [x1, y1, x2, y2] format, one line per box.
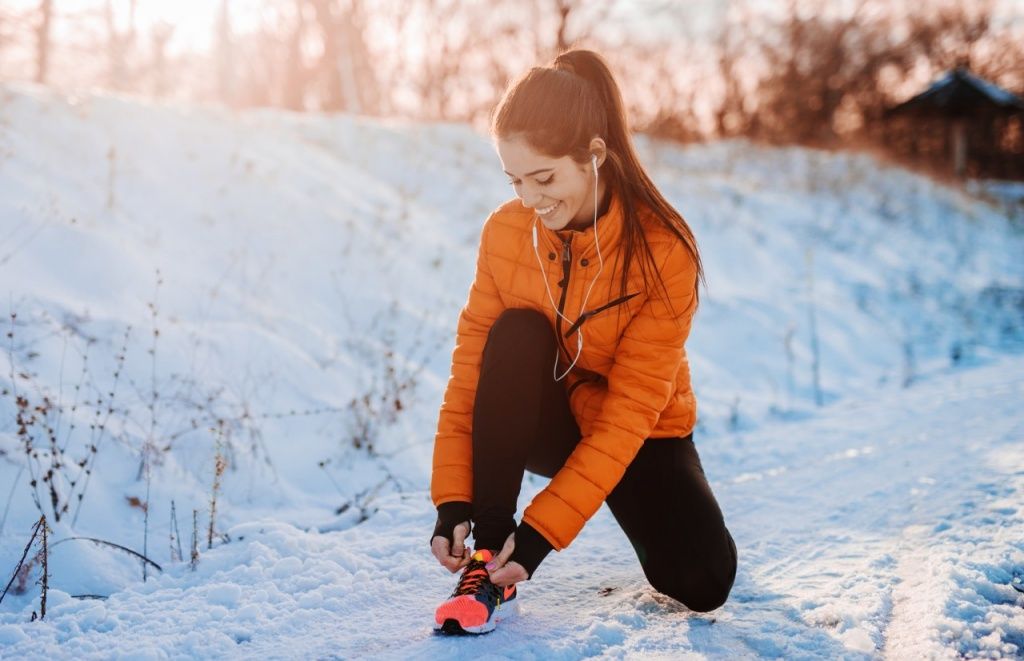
[521, 237, 699, 550]
[430, 213, 505, 507]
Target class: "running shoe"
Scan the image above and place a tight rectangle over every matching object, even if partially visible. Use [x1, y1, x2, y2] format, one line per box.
[433, 548, 519, 634]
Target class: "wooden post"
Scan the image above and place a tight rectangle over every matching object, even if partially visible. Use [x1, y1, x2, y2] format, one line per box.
[952, 118, 967, 179]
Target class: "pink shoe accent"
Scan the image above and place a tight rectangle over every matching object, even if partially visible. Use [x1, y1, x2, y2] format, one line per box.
[435, 595, 489, 629]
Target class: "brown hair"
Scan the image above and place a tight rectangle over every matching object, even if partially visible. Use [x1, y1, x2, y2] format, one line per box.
[489, 48, 705, 319]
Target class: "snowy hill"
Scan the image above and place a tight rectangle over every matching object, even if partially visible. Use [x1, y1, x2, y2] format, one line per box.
[0, 82, 1022, 658]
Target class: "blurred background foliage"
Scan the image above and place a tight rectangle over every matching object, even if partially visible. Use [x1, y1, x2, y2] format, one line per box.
[2, 0, 1021, 179]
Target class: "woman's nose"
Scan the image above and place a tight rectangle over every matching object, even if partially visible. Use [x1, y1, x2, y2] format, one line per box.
[518, 186, 541, 208]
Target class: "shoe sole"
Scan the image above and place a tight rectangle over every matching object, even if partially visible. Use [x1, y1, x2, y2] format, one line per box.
[433, 598, 520, 635]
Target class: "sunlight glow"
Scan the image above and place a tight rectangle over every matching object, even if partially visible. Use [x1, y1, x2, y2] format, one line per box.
[6, 0, 264, 52]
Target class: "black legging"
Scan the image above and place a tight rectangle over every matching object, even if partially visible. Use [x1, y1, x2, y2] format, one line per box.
[470, 308, 738, 612]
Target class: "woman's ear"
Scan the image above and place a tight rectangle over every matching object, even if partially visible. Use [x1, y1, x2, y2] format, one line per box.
[589, 136, 607, 169]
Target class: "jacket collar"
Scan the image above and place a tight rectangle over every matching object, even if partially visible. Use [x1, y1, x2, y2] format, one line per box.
[537, 188, 626, 261]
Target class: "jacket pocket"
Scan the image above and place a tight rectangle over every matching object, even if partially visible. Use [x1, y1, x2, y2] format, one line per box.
[563, 291, 641, 340]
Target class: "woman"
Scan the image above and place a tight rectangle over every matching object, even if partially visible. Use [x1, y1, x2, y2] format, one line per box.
[429, 48, 738, 635]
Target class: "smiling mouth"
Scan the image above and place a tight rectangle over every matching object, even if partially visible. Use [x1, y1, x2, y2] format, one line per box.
[535, 202, 559, 216]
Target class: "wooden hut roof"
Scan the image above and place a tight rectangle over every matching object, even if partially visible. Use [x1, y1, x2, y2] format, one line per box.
[885, 66, 1024, 118]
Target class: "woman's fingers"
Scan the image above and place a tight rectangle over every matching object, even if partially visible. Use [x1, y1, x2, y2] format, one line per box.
[435, 528, 523, 586]
[431, 522, 472, 573]
[430, 535, 451, 566]
[489, 560, 528, 587]
[431, 536, 464, 572]
[486, 531, 516, 573]
[448, 551, 470, 573]
[451, 521, 470, 559]
[496, 531, 516, 566]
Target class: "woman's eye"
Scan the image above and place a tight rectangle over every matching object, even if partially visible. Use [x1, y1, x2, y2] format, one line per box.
[507, 176, 554, 186]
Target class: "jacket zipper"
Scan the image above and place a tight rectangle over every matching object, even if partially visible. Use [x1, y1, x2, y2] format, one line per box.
[554, 234, 574, 368]
[563, 292, 641, 339]
[553, 233, 639, 397]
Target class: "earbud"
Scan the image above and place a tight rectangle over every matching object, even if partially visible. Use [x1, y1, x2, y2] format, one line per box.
[591, 154, 598, 176]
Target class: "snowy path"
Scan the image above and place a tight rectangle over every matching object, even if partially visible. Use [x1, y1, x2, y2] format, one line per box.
[718, 356, 1024, 659]
[1, 355, 1021, 659]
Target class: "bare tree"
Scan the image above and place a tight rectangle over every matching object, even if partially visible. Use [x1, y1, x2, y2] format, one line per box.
[4, 0, 1019, 136]
[541, 0, 612, 60]
[414, 0, 470, 119]
[905, 0, 998, 74]
[35, 0, 54, 83]
[744, 0, 936, 145]
[552, 0, 574, 53]
[307, 0, 378, 113]
[104, 0, 138, 90]
[283, 0, 310, 110]
[346, 1, 381, 114]
[149, 21, 174, 98]
[214, 0, 235, 106]
[752, 0, 874, 144]
[711, 1, 760, 139]
[308, 0, 346, 110]
[980, 22, 1024, 88]
[228, 2, 296, 109]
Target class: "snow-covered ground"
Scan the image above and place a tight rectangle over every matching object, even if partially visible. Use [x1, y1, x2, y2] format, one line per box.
[0, 82, 1022, 659]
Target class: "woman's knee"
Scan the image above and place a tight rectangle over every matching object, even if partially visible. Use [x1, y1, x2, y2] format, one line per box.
[489, 307, 551, 343]
[481, 308, 554, 371]
[648, 569, 734, 613]
[646, 535, 738, 613]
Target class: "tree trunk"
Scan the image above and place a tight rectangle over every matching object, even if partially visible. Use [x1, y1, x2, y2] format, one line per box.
[216, 0, 235, 107]
[283, 0, 307, 111]
[34, 0, 53, 84]
[308, 0, 345, 111]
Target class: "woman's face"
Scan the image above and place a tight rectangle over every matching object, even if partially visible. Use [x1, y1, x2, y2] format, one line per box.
[495, 136, 600, 231]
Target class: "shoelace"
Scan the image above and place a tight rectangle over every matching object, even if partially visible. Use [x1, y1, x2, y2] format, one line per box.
[452, 558, 491, 597]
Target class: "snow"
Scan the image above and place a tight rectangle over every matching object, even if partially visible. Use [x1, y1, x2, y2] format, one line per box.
[1, 81, 1023, 658]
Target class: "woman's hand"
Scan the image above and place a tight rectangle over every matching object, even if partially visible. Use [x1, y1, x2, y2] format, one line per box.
[485, 531, 529, 586]
[431, 520, 471, 573]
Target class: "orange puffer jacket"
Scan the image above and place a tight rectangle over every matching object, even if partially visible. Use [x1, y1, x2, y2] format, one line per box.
[431, 189, 699, 552]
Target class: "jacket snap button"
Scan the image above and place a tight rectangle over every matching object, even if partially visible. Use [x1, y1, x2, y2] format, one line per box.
[548, 252, 556, 260]
[581, 258, 589, 267]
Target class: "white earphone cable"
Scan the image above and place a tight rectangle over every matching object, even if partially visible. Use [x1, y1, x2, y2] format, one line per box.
[530, 155, 605, 381]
